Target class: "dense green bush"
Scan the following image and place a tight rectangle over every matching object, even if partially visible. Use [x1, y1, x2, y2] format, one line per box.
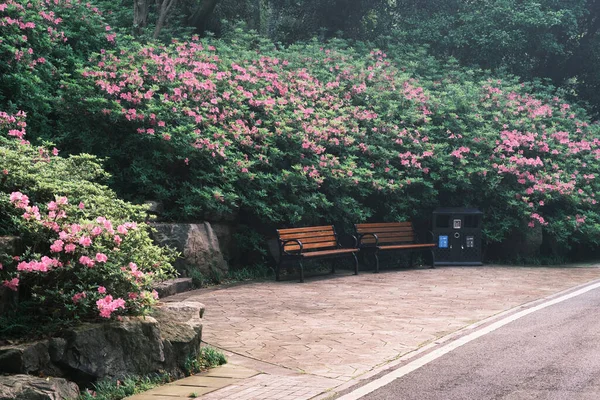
[0, 111, 177, 328]
[0, 0, 113, 139]
[54, 28, 600, 257]
[3, 2, 600, 263]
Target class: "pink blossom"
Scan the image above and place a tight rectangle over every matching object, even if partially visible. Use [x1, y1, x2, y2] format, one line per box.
[79, 256, 95, 267]
[95, 253, 108, 263]
[98, 286, 106, 294]
[72, 292, 87, 303]
[3, 278, 19, 291]
[79, 236, 92, 247]
[78, 202, 85, 209]
[50, 240, 64, 253]
[64, 243, 76, 253]
[96, 295, 126, 318]
[9, 192, 29, 208]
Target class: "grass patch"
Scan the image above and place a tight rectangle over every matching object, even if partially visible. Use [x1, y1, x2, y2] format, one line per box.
[78, 347, 226, 400]
[184, 346, 227, 375]
[78, 373, 171, 400]
[188, 263, 272, 288]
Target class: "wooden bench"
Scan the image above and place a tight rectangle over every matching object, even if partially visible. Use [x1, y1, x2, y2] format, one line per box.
[355, 222, 436, 273]
[276, 225, 359, 282]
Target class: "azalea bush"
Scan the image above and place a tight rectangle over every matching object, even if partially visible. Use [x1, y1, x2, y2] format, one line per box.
[53, 27, 600, 258]
[3, 1, 600, 262]
[0, 111, 177, 328]
[0, 0, 114, 139]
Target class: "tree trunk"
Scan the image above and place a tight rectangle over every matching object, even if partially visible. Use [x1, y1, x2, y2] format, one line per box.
[153, 0, 178, 39]
[133, 0, 149, 36]
[188, 0, 220, 35]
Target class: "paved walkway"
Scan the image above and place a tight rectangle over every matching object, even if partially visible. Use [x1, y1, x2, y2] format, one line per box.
[130, 265, 600, 399]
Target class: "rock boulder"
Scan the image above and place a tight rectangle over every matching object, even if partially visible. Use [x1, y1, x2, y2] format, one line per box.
[0, 375, 78, 400]
[151, 223, 228, 277]
[0, 301, 205, 385]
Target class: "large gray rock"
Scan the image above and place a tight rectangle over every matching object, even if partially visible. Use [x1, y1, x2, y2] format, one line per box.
[153, 277, 193, 298]
[0, 236, 21, 255]
[0, 375, 78, 400]
[211, 223, 238, 264]
[0, 301, 205, 384]
[153, 301, 204, 377]
[151, 223, 229, 277]
[56, 317, 165, 382]
[0, 341, 56, 376]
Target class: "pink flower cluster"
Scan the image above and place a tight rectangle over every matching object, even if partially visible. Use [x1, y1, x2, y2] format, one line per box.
[96, 295, 126, 318]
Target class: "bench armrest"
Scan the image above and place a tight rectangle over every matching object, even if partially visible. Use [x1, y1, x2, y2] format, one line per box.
[280, 239, 303, 256]
[338, 233, 358, 248]
[358, 232, 379, 247]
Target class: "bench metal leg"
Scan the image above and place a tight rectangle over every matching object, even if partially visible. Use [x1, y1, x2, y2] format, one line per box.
[299, 260, 305, 283]
[374, 252, 380, 273]
[430, 249, 436, 269]
[352, 253, 359, 275]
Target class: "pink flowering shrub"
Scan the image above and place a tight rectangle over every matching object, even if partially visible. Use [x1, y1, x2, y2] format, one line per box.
[56, 28, 600, 258]
[2, 0, 600, 260]
[0, 0, 112, 138]
[0, 112, 176, 324]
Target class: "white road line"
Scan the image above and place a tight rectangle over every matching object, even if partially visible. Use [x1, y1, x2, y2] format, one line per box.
[336, 280, 600, 400]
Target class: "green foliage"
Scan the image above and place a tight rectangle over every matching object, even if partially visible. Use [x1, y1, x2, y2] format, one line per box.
[4, 1, 600, 267]
[0, 0, 114, 140]
[0, 113, 177, 334]
[184, 346, 227, 375]
[55, 27, 600, 262]
[78, 373, 171, 400]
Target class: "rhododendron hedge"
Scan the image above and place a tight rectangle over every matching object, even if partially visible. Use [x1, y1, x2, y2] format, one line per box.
[52, 29, 600, 259]
[3, 1, 600, 260]
[0, 111, 177, 325]
[0, 0, 113, 139]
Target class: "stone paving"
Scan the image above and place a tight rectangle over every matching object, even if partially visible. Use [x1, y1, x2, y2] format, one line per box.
[131, 265, 600, 399]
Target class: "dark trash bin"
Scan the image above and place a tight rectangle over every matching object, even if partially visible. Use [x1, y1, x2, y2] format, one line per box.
[433, 208, 483, 266]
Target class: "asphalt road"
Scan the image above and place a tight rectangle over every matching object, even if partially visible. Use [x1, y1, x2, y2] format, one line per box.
[359, 286, 600, 400]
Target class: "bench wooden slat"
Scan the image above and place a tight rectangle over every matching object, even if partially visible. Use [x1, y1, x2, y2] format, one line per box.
[301, 248, 357, 257]
[354, 221, 435, 272]
[277, 225, 334, 235]
[356, 226, 413, 234]
[361, 234, 415, 244]
[276, 224, 359, 282]
[278, 231, 336, 240]
[284, 241, 338, 252]
[283, 235, 337, 245]
[365, 231, 414, 238]
[355, 222, 412, 228]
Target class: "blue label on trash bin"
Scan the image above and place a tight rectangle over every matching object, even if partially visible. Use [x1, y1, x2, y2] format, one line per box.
[438, 235, 449, 248]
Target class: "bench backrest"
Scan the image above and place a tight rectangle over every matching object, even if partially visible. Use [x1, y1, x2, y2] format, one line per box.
[355, 222, 416, 245]
[277, 225, 339, 253]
